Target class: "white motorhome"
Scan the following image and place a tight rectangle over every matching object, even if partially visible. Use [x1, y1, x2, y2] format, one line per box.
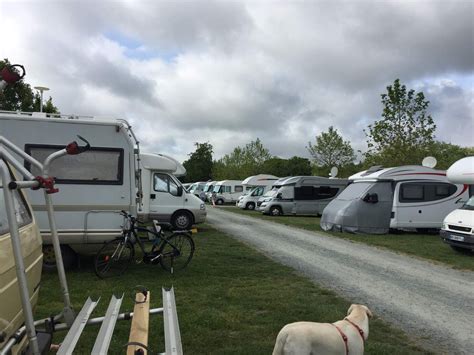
[188, 181, 207, 198]
[321, 165, 469, 234]
[202, 180, 216, 201]
[237, 174, 279, 210]
[0, 110, 140, 266]
[256, 177, 290, 210]
[211, 180, 245, 204]
[139, 153, 206, 230]
[259, 176, 349, 216]
[440, 156, 474, 252]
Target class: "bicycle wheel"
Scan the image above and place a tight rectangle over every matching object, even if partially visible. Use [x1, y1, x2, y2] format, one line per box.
[159, 232, 195, 273]
[94, 238, 135, 278]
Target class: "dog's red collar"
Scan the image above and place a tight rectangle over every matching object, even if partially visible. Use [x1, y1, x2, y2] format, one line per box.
[332, 324, 349, 355]
[344, 317, 366, 342]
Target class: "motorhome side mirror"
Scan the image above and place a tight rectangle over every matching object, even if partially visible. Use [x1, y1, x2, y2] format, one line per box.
[177, 186, 183, 197]
[277, 193, 282, 199]
[363, 193, 378, 203]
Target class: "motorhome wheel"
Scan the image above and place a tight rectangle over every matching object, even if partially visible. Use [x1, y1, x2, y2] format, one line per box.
[246, 202, 255, 210]
[216, 199, 224, 205]
[270, 206, 282, 216]
[172, 211, 193, 230]
[42, 245, 78, 271]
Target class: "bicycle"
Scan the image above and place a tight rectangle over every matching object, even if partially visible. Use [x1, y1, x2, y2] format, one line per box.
[94, 211, 195, 278]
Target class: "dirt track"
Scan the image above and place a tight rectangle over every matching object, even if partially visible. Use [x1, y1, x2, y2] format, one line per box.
[207, 207, 474, 354]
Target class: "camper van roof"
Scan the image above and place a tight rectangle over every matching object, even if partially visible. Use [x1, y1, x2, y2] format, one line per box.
[281, 176, 348, 186]
[241, 174, 279, 186]
[215, 180, 242, 185]
[140, 153, 186, 176]
[350, 165, 447, 182]
[0, 110, 131, 126]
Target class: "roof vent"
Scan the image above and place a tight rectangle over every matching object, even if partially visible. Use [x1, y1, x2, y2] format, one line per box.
[361, 165, 384, 176]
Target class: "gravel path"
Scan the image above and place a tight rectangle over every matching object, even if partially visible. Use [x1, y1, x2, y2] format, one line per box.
[206, 207, 474, 354]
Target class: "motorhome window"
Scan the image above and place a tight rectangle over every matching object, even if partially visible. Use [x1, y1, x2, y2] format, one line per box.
[315, 186, 339, 200]
[400, 184, 424, 201]
[25, 145, 123, 185]
[235, 185, 243, 193]
[224, 186, 231, 193]
[153, 173, 179, 196]
[0, 165, 33, 235]
[252, 187, 264, 196]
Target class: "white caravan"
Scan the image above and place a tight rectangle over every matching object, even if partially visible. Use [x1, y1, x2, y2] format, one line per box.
[237, 174, 279, 210]
[211, 180, 245, 204]
[321, 165, 470, 234]
[259, 176, 349, 216]
[139, 153, 206, 230]
[440, 157, 474, 252]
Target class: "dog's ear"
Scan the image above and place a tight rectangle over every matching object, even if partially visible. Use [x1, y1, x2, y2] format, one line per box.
[365, 306, 373, 319]
[347, 304, 355, 316]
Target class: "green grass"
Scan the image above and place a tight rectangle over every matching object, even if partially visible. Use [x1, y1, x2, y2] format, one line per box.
[221, 206, 474, 271]
[36, 225, 430, 354]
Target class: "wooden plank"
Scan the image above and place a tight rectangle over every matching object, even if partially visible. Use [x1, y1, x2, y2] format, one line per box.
[127, 291, 150, 355]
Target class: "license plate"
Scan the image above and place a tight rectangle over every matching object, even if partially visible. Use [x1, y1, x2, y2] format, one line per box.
[449, 235, 465, 242]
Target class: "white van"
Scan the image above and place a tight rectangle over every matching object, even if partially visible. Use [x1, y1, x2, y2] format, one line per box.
[139, 153, 206, 230]
[211, 180, 245, 204]
[237, 174, 279, 210]
[440, 157, 474, 252]
[202, 181, 216, 201]
[321, 165, 469, 234]
[188, 182, 207, 198]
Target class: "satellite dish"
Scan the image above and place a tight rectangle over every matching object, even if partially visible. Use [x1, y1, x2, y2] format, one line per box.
[330, 166, 339, 178]
[422, 156, 437, 168]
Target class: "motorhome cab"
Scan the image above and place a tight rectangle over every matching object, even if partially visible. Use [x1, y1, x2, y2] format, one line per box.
[321, 165, 469, 234]
[0, 162, 43, 354]
[202, 181, 216, 201]
[188, 182, 207, 198]
[256, 177, 290, 210]
[440, 157, 474, 252]
[260, 176, 348, 216]
[139, 153, 206, 230]
[237, 174, 279, 210]
[211, 180, 245, 204]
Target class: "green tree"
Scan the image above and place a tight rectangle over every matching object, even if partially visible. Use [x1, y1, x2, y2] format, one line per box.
[182, 142, 213, 182]
[307, 126, 355, 172]
[429, 141, 474, 170]
[0, 58, 59, 113]
[262, 156, 312, 177]
[212, 138, 272, 180]
[363, 79, 436, 167]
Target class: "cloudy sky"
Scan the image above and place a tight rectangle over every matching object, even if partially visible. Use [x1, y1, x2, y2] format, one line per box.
[1, 0, 473, 163]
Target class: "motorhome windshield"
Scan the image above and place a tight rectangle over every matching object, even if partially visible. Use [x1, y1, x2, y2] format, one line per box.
[212, 185, 221, 193]
[336, 182, 377, 201]
[251, 186, 265, 197]
[461, 196, 474, 211]
[203, 184, 214, 193]
[263, 189, 278, 198]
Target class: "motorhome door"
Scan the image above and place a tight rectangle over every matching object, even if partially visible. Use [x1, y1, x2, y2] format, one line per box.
[149, 172, 183, 222]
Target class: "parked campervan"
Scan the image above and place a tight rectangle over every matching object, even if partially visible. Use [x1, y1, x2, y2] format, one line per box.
[256, 177, 291, 210]
[0, 110, 140, 267]
[260, 176, 349, 216]
[440, 156, 474, 252]
[321, 165, 470, 234]
[237, 174, 279, 210]
[211, 180, 245, 204]
[202, 181, 216, 201]
[0, 162, 43, 354]
[139, 153, 206, 230]
[188, 182, 207, 198]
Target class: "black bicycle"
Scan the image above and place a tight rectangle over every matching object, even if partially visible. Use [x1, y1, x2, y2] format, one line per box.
[94, 211, 195, 278]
